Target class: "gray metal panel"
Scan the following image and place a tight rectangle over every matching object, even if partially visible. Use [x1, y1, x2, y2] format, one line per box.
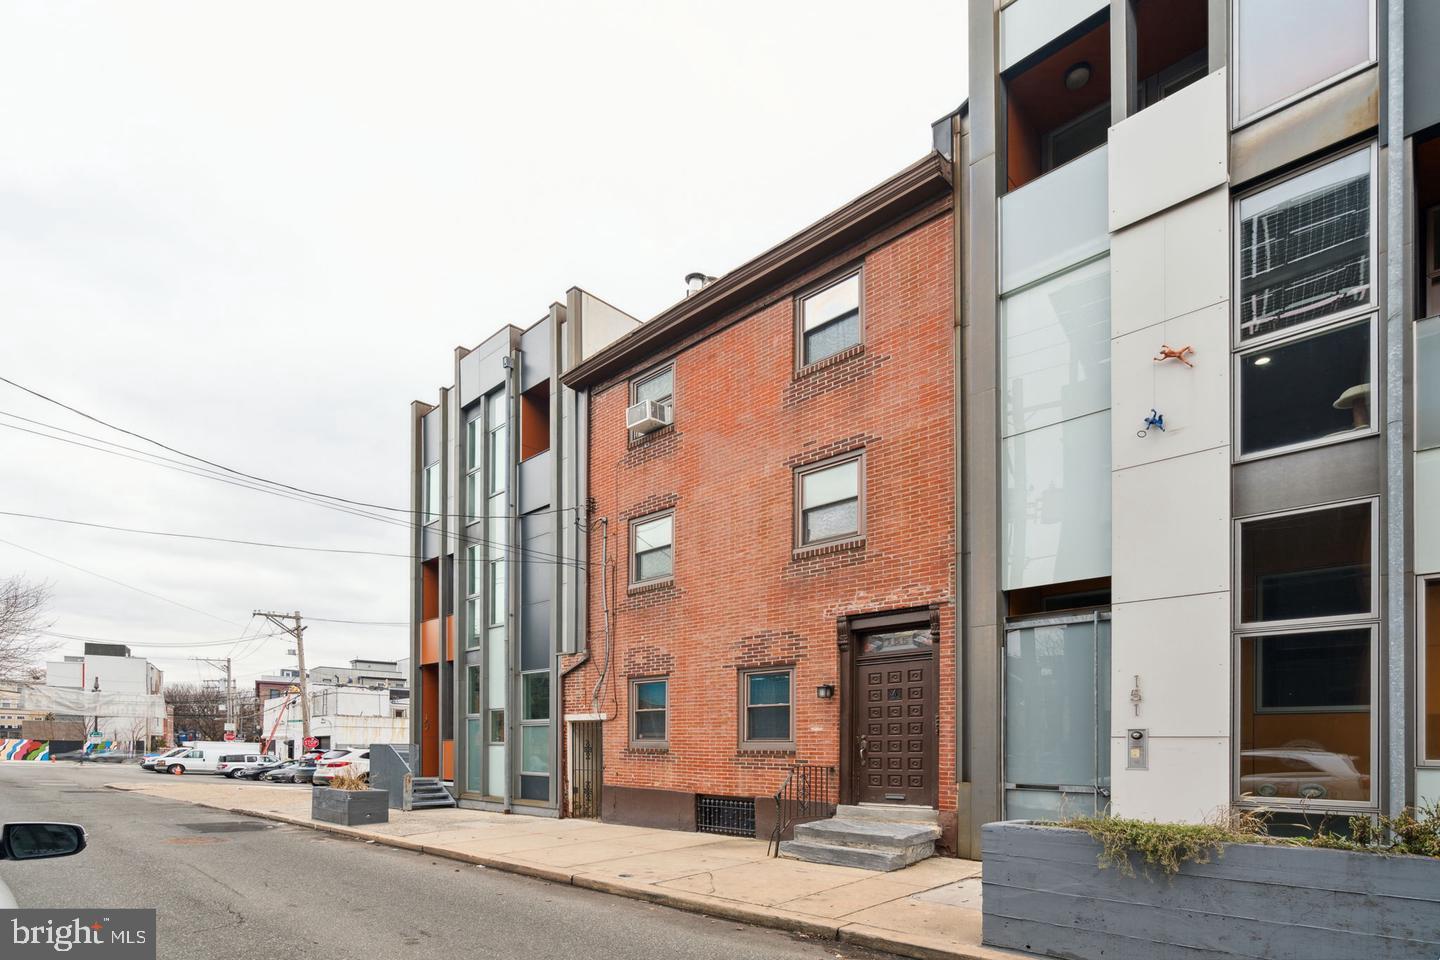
[520, 317, 551, 393]
[1206, 0, 1228, 74]
[968, 0, 997, 161]
[1405, 0, 1440, 135]
[1230, 66, 1379, 189]
[422, 409, 441, 465]
[518, 448, 552, 515]
[1231, 437, 1382, 518]
[459, 330, 515, 407]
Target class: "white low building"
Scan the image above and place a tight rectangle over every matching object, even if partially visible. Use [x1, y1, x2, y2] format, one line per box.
[261, 684, 407, 757]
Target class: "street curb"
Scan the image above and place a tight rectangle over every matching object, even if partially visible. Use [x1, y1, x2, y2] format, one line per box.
[103, 784, 985, 960]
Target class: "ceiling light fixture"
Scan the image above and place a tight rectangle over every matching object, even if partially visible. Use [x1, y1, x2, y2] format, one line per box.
[1253, 356, 1272, 366]
[1064, 61, 1092, 91]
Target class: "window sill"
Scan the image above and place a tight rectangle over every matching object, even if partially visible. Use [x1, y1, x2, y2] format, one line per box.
[737, 745, 797, 756]
[627, 743, 669, 754]
[628, 577, 674, 596]
[794, 343, 864, 380]
[792, 536, 865, 561]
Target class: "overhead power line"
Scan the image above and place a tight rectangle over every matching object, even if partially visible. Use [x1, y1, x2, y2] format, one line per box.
[301, 616, 407, 626]
[0, 386, 579, 520]
[0, 535, 237, 626]
[0, 414, 588, 571]
[39, 628, 286, 649]
[0, 510, 412, 558]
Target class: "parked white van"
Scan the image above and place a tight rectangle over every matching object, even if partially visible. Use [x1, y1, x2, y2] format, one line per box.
[153, 742, 261, 775]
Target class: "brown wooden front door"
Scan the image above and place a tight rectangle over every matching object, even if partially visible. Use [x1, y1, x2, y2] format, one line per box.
[852, 629, 938, 806]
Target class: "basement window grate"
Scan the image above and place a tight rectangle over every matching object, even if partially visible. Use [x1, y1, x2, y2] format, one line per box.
[696, 795, 755, 837]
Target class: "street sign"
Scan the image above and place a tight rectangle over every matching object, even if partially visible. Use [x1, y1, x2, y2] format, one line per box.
[303, 736, 319, 750]
[222, 731, 236, 741]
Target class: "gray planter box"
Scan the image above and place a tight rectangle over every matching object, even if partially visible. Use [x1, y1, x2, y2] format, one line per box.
[983, 820, 1440, 960]
[312, 787, 390, 827]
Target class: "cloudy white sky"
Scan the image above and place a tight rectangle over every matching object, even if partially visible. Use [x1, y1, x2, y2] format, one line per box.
[0, 2, 967, 684]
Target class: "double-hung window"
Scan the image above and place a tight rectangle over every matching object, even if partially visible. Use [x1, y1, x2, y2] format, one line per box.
[465, 416, 482, 523]
[1234, 499, 1378, 808]
[629, 364, 674, 438]
[796, 453, 863, 548]
[1235, 146, 1377, 459]
[798, 271, 861, 368]
[630, 678, 668, 747]
[740, 668, 794, 750]
[630, 512, 674, 585]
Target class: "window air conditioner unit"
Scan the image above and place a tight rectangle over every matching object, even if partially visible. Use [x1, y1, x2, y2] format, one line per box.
[626, 399, 671, 433]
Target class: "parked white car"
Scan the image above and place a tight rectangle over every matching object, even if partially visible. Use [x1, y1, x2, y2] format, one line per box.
[140, 747, 187, 770]
[215, 754, 278, 779]
[311, 748, 370, 786]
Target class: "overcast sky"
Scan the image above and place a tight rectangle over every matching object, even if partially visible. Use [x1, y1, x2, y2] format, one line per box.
[0, 2, 967, 684]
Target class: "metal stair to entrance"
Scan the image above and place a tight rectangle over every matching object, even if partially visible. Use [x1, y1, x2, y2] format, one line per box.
[779, 804, 940, 871]
[410, 776, 456, 809]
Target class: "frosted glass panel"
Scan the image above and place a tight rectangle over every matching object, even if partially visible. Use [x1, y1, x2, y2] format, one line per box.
[1419, 318, 1440, 451]
[465, 718, 483, 794]
[487, 744, 505, 795]
[487, 625, 506, 705]
[1000, 0, 1108, 71]
[1001, 411, 1112, 589]
[1418, 450, 1440, 575]
[1004, 619, 1111, 789]
[1001, 145, 1109, 293]
[1002, 258, 1111, 436]
[1235, 0, 1372, 122]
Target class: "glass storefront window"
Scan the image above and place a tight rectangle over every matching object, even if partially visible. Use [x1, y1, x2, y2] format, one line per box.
[1238, 628, 1372, 803]
[1237, 501, 1373, 625]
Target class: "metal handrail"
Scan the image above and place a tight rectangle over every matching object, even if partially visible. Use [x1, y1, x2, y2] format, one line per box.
[767, 762, 836, 857]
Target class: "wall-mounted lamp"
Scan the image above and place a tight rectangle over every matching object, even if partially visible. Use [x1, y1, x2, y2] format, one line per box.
[816, 684, 836, 700]
[1064, 61, 1092, 91]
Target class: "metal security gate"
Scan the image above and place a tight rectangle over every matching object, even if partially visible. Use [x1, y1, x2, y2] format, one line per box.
[569, 720, 601, 818]
[1002, 610, 1111, 820]
[696, 796, 756, 837]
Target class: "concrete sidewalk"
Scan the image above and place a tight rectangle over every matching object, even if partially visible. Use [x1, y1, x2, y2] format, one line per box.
[107, 778, 1012, 960]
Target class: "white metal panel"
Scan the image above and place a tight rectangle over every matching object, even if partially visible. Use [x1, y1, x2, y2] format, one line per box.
[1417, 449, 1440, 575]
[1109, 736, 1230, 822]
[1113, 447, 1229, 603]
[1418, 768, 1440, 807]
[1110, 188, 1229, 338]
[1000, 145, 1109, 294]
[1001, 410, 1112, 590]
[999, 0, 1108, 71]
[1110, 592, 1231, 738]
[1111, 301, 1230, 470]
[1108, 70, 1229, 232]
[1002, 258, 1112, 437]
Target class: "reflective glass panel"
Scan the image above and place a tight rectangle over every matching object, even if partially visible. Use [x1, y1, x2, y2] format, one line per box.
[520, 725, 549, 774]
[1419, 318, 1440, 451]
[1237, 149, 1372, 342]
[522, 673, 549, 721]
[1235, 0, 1372, 121]
[801, 273, 861, 365]
[1239, 628, 1372, 803]
[1239, 320, 1371, 455]
[1238, 502, 1372, 624]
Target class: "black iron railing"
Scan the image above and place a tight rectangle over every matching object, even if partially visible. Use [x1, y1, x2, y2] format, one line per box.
[767, 762, 836, 857]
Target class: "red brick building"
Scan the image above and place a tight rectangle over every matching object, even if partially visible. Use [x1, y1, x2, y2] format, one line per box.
[560, 153, 959, 853]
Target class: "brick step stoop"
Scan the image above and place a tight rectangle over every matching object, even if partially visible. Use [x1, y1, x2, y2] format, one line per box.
[779, 805, 940, 872]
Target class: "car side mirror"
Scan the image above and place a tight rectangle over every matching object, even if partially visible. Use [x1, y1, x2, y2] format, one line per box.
[1, 823, 87, 861]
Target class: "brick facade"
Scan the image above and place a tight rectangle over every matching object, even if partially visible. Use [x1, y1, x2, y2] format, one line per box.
[562, 204, 957, 849]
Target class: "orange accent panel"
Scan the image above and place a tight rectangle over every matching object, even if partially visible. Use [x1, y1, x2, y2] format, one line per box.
[421, 619, 440, 665]
[442, 739, 455, 782]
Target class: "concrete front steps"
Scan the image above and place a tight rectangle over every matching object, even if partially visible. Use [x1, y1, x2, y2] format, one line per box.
[779, 804, 940, 872]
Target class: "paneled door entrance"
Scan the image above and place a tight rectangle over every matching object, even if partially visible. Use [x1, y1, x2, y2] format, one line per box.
[847, 614, 939, 807]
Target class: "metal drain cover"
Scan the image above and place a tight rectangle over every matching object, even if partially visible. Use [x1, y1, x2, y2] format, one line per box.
[178, 821, 273, 833]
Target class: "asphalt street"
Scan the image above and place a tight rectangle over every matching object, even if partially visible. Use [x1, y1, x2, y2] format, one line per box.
[0, 762, 897, 960]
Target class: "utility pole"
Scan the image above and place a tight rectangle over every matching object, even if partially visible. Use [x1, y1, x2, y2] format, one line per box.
[255, 610, 310, 747]
[192, 657, 233, 738]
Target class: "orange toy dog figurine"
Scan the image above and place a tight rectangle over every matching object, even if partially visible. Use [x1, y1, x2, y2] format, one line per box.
[1154, 344, 1195, 367]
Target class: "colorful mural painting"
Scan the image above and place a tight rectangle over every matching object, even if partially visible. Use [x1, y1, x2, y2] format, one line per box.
[0, 739, 50, 761]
